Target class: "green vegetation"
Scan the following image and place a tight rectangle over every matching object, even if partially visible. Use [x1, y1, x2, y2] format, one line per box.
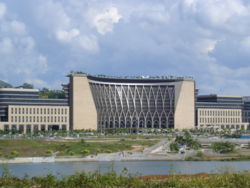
[171, 130, 201, 151]
[0, 139, 157, 157]
[211, 142, 235, 153]
[0, 171, 250, 187]
[39, 88, 66, 99]
[0, 80, 12, 88]
[170, 142, 179, 152]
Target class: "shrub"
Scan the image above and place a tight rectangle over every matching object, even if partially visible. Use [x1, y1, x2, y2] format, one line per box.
[196, 151, 204, 158]
[46, 149, 53, 154]
[170, 142, 179, 152]
[80, 139, 85, 144]
[10, 151, 19, 157]
[105, 149, 112, 153]
[81, 149, 89, 156]
[211, 142, 235, 153]
[69, 151, 75, 156]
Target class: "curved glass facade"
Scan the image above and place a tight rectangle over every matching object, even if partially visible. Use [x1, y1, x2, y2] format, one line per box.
[89, 80, 175, 129]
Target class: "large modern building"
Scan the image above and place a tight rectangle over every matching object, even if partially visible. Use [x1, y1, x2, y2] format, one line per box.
[0, 88, 69, 132]
[196, 95, 250, 130]
[1, 72, 250, 133]
[66, 73, 195, 131]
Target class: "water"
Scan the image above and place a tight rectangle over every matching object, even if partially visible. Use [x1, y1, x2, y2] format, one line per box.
[1, 161, 250, 178]
[240, 136, 250, 139]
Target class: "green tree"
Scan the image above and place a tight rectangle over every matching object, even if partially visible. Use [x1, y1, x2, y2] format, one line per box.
[211, 142, 235, 153]
[170, 142, 179, 152]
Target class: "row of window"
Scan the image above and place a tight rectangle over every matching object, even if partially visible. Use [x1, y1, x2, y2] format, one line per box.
[11, 107, 68, 115]
[11, 116, 68, 123]
[199, 110, 241, 117]
[199, 117, 241, 124]
[4, 124, 68, 132]
[199, 124, 247, 129]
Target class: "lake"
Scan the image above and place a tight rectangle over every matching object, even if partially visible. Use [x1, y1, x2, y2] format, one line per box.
[1, 161, 250, 178]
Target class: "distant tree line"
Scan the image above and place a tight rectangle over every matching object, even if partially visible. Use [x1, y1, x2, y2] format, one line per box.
[39, 88, 66, 99]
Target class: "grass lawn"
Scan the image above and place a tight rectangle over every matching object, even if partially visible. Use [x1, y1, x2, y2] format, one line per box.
[0, 138, 159, 158]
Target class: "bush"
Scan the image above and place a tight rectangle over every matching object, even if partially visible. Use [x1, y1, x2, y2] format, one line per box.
[105, 149, 112, 153]
[69, 151, 75, 156]
[211, 142, 235, 153]
[10, 151, 19, 157]
[81, 149, 89, 156]
[170, 142, 179, 152]
[46, 149, 53, 154]
[196, 151, 204, 158]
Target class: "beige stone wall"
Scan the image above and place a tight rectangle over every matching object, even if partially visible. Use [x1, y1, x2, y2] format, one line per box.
[174, 80, 195, 130]
[197, 108, 249, 130]
[70, 75, 97, 130]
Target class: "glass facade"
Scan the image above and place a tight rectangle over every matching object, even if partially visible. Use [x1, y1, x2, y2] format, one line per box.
[90, 82, 175, 129]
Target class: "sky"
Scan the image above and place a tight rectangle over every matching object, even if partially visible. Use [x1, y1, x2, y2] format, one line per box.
[1, 0, 250, 95]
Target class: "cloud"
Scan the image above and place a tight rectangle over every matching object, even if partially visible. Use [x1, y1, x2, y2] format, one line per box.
[0, 2, 6, 19]
[1, 0, 250, 94]
[9, 20, 26, 35]
[89, 6, 122, 35]
[0, 2, 48, 87]
[56, 28, 80, 42]
[0, 37, 13, 54]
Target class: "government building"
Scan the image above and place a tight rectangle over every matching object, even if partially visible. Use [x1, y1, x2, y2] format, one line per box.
[0, 72, 250, 133]
[66, 73, 195, 131]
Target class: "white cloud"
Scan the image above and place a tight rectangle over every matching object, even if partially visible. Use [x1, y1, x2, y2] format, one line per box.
[0, 2, 6, 19]
[2, 0, 250, 93]
[9, 20, 26, 35]
[77, 35, 99, 52]
[90, 6, 122, 35]
[0, 2, 48, 88]
[0, 37, 13, 54]
[56, 28, 80, 42]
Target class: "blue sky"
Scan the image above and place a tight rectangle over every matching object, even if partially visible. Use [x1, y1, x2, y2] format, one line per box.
[1, 0, 250, 95]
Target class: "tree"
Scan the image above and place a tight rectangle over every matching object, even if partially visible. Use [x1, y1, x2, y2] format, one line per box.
[17, 83, 34, 89]
[211, 142, 235, 153]
[170, 142, 179, 152]
[81, 149, 89, 156]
